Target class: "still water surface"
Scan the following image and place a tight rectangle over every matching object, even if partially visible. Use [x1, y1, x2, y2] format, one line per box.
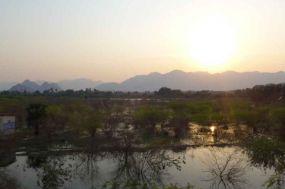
[1, 146, 276, 189]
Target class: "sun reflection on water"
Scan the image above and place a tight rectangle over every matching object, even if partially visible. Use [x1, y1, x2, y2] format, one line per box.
[210, 126, 216, 133]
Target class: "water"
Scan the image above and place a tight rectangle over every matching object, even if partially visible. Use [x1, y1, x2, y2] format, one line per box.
[0, 145, 279, 189]
[1, 124, 284, 189]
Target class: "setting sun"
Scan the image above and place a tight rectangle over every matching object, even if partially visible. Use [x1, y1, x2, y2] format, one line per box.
[188, 15, 237, 71]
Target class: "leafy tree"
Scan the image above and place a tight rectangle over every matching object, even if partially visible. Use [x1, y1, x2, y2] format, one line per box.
[187, 101, 214, 125]
[245, 137, 285, 188]
[134, 106, 169, 134]
[26, 103, 47, 135]
[155, 87, 184, 98]
[269, 107, 285, 135]
[43, 105, 68, 137]
[67, 104, 104, 137]
[210, 112, 225, 124]
[168, 102, 192, 137]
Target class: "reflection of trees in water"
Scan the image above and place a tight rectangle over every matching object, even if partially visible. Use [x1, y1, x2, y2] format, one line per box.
[201, 148, 247, 189]
[27, 152, 48, 169]
[0, 144, 18, 189]
[38, 157, 71, 189]
[26, 152, 71, 189]
[24, 146, 186, 189]
[105, 149, 185, 188]
[26, 148, 104, 189]
[0, 169, 19, 189]
[71, 150, 110, 189]
[28, 149, 185, 189]
[245, 137, 285, 189]
[72, 152, 99, 180]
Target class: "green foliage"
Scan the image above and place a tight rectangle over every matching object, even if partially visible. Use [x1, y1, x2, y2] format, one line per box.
[134, 106, 170, 132]
[168, 102, 192, 136]
[0, 98, 24, 113]
[43, 104, 68, 135]
[228, 100, 251, 123]
[67, 103, 105, 137]
[245, 137, 285, 188]
[1, 86, 285, 138]
[186, 101, 214, 125]
[232, 109, 255, 124]
[210, 112, 225, 124]
[26, 103, 47, 135]
[155, 87, 184, 98]
[169, 102, 192, 124]
[169, 101, 227, 126]
[246, 137, 285, 167]
[26, 104, 47, 123]
[269, 107, 285, 129]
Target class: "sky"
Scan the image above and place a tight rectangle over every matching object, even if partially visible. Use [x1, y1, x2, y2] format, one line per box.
[1, 0, 285, 82]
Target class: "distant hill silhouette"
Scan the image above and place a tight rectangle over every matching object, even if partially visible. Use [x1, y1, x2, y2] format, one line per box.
[4, 70, 285, 92]
[9, 80, 61, 92]
[95, 70, 285, 91]
[0, 81, 17, 91]
[58, 78, 102, 90]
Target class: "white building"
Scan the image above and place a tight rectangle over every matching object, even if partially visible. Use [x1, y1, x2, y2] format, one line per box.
[0, 114, 16, 135]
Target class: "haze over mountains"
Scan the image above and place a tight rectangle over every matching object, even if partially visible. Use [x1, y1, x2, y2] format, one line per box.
[95, 70, 285, 91]
[4, 79, 102, 93]
[9, 80, 61, 93]
[0, 81, 17, 91]
[2, 70, 285, 92]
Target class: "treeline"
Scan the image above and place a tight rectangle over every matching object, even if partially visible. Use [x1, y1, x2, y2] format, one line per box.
[0, 83, 284, 139]
[1, 97, 285, 139]
[0, 87, 220, 99]
[236, 83, 285, 103]
[0, 83, 284, 102]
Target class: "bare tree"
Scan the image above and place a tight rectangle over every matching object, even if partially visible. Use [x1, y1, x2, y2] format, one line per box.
[201, 147, 247, 189]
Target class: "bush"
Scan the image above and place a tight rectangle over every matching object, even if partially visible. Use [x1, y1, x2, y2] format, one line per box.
[134, 106, 170, 134]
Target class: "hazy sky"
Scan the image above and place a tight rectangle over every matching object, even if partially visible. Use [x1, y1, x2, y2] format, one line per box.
[1, 0, 285, 82]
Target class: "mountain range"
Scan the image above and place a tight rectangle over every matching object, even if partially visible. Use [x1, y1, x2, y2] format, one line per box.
[95, 70, 285, 91]
[0, 79, 102, 92]
[2, 70, 285, 92]
[9, 80, 61, 93]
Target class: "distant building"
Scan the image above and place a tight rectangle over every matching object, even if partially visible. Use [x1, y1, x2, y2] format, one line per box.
[0, 114, 16, 135]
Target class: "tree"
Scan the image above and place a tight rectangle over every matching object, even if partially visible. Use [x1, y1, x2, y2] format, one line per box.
[269, 107, 285, 136]
[245, 137, 285, 188]
[134, 106, 169, 134]
[168, 102, 192, 137]
[188, 101, 214, 125]
[156, 87, 184, 98]
[26, 103, 47, 135]
[67, 104, 104, 137]
[82, 110, 104, 137]
[44, 105, 68, 137]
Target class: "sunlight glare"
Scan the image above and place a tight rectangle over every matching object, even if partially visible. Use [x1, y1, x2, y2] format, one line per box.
[188, 15, 237, 72]
[210, 126, 216, 133]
